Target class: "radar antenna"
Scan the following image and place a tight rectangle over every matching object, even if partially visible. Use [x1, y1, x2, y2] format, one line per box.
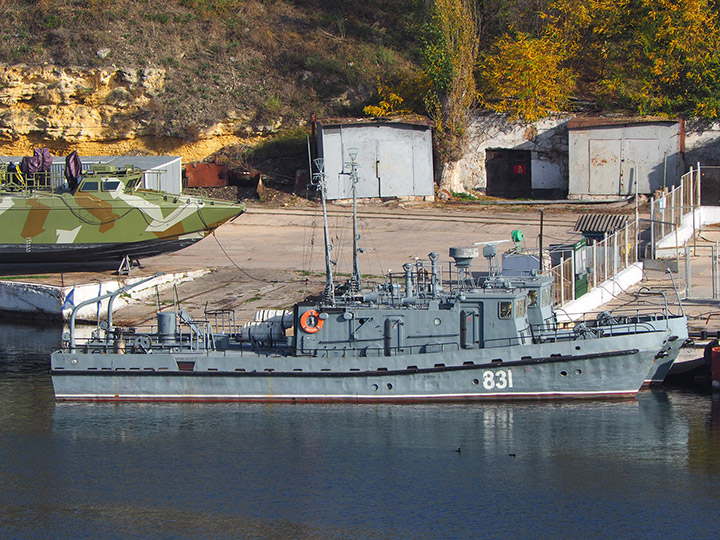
[473, 240, 509, 277]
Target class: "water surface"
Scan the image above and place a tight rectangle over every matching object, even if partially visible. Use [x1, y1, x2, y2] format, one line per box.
[1, 323, 719, 539]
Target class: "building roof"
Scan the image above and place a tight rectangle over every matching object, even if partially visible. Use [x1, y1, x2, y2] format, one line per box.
[567, 116, 680, 130]
[574, 214, 628, 235]
[317, 115, 433, 128]
[3, 155, 181, 169]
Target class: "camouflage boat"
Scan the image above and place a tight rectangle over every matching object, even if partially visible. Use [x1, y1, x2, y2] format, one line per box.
[0, 156, 244, 263]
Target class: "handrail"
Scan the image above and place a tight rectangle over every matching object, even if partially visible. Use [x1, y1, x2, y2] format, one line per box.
[67, 273, 163, 350]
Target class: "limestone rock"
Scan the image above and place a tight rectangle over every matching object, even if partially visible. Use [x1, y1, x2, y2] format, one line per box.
[0, 63, 168, 143]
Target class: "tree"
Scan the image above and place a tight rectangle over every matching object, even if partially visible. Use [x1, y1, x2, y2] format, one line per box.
[420, 0, 479, 162]
[600, 0, 720, 118]
[478, 32, 575, 122]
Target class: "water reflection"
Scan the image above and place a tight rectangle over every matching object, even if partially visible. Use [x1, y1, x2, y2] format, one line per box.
[0, 321, 61, 375]
[2, 322, 720, 539]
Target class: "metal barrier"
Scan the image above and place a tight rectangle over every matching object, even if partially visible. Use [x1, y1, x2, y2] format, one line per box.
[550, 217, 639, 306]
[649, 164, 703, 258]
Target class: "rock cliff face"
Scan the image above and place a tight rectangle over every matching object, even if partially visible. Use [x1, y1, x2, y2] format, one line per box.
[0, 63, 252, 161]
[0, 64, 166, 142]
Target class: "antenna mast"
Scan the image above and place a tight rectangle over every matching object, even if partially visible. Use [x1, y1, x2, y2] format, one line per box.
[346, 148, 362, 294]
[312, 158, 335, 305]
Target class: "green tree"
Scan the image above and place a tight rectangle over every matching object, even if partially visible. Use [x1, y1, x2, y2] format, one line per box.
[600, 0, 720, 118]
[420, 0, 479, 162]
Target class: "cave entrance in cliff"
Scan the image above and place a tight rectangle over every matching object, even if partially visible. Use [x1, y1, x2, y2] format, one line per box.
[485, 149, 532, 199]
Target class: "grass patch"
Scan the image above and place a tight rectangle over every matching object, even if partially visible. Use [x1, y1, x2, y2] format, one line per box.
[451, 191, 479, 201]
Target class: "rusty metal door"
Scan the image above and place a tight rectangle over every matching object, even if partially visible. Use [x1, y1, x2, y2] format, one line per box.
[588, 139, 621, 194]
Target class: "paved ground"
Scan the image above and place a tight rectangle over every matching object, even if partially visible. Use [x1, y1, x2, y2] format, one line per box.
[5, 197, 719, 334]
[111, 201, 585, 326]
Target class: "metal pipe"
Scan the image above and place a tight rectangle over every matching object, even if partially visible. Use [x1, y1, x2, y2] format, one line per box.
[429, 252, 439, 299]
[539, 209, 544, 273]
[69, 273, 163, 350]
[403, 263, 414, 301]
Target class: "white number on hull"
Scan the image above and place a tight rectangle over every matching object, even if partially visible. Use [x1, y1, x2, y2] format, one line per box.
[482, 369, 513, 390]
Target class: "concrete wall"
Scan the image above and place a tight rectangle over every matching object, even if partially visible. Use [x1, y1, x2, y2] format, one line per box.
[0, 270, 207, 322]
[445, 113, 570, 196]
[557, 263, 644, 322]
[686, 120, 720, 166]
[317, 121, 434, 200]
[568, 121, 683, 197]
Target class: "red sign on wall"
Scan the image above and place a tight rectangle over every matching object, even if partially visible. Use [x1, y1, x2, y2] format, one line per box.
[514, 164, 526, 175]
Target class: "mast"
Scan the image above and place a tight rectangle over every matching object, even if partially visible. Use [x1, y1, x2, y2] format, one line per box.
[347, 147, 362, 293]
[312, 157, 335, 305]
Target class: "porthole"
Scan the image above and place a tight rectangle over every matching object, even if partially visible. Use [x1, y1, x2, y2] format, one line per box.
[434, 318, 441, 326]
[472, 378, 479, 385]
[560, 370, 568, 377]
[575, 369, 582, 375]
[371, 384, 379, 391]
[386, 383, 393, 390]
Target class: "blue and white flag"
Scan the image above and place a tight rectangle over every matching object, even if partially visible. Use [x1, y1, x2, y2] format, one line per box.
[62, 287, 75, 311]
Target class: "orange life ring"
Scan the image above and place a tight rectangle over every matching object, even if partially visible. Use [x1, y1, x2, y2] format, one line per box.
[300, 310, 323, 333]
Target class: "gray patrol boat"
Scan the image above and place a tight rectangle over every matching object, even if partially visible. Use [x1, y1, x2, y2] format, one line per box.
[51, 155, 679, 402]
[501, 267, 687, 386]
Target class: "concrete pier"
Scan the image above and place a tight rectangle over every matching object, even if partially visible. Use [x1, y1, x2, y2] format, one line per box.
[1, 199, 716, 337]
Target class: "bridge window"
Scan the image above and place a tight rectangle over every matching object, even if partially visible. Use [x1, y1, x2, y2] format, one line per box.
[79, 181, 99, 192]
[527, 290, 538, 307]
[542, 288, 552, 306]
[499, 301, 512, 319]
[102, 180, 121, 191]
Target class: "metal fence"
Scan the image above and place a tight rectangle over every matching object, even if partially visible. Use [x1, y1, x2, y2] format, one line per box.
[649, 165, 701, 258]
[550, 217, 640, 306]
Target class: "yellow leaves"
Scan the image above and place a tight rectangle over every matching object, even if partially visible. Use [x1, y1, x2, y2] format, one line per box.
[479, 33, 575, 122]
[695, 101, 720, 119]
[363, 79, 412, 117]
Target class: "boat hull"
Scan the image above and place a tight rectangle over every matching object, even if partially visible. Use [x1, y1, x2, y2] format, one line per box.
[51, 331, 671, 402]
[0, 236, 204, 263]
[0, 189, 243, 262]
[644, 315, 688, 385]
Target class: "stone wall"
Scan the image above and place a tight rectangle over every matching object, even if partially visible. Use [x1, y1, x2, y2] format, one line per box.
[441, 112, 571, 195]
[685, 120, 720, 167]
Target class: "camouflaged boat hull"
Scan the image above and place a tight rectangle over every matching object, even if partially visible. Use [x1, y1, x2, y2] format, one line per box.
[0, 189, 243, 262]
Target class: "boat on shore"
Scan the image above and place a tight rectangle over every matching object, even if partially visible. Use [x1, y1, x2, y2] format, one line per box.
[50, 154, 679, 403]
[0, 151, 244, 264]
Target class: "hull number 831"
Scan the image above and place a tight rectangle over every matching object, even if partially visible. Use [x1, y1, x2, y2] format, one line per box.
[483, 369, 514, 390]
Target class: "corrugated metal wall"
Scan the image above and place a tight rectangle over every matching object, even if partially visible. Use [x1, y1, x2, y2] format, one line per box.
[568, 121, 683, 197]
[317, 121, 433, 200]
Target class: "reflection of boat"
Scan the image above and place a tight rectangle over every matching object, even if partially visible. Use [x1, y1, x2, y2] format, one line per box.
[0, 153, 244, 263]
[51, 154, 674, 403]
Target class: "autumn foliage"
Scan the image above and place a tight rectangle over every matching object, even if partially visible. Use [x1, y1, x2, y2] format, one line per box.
[364, 0, 720, 136]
